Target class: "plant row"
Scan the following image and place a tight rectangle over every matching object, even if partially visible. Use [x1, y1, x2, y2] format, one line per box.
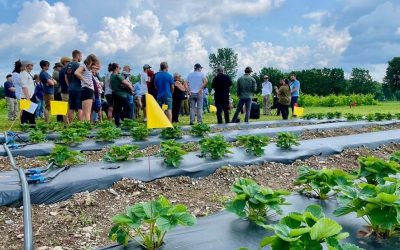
[303, 111, 400, 122]
[297, 94, 378, 107]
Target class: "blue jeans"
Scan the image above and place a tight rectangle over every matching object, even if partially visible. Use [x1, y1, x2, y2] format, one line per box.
[231, 98, 252, 123]
[35, 99, 44, 118]
[203, 96, 209, 113]
[189, 92, 203, 124]
[127, 94, 134, 119]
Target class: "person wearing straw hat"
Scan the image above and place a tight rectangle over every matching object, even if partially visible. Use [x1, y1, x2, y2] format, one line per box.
[20, 60, 36, 124]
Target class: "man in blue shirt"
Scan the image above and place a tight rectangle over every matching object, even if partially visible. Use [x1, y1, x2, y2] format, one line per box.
[66, 50, 83, 122]
[39, 60, 56, 122]
[154, 61, 174, 122]
[290, 74, 301, 117]
[4, 74, 18, 120]
[186, 63, 207, 125]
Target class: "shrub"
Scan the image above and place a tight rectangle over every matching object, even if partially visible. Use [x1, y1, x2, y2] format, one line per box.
[190, 123, 211, 137]
[130, 125, 150, 141]
[104, 145, 143, 162]
[59, 128, 88, 145]
[236, 135, 270, 156]
[96, 126, 122, 142]
[39, 145, 85, 167]
[262, 205, 363, 249]
[199, 135, 232, 159]
[225, 178, 290, 225]
[294, 166, 355, 199]
[298, 94, 378, 107]
[334, 179, 400, 238]
[160, 140, 187, 167]
[276, 132, 300, 150]
[109, 196, 196, 248]
[357, 156, 400, 185]
[28, 130, 46, 143]
[160, 126, 183, 140]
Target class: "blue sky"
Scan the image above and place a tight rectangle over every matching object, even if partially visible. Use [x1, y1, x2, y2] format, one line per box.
[0, 0, 399, 82]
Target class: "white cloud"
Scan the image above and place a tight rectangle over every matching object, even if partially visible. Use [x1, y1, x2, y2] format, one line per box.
[282, 25, 303, 37]
[367, 63, 387, 81]
[308, 24, 352, 55]
[303, 11, 330, 21]
[0, 1, 87, 54]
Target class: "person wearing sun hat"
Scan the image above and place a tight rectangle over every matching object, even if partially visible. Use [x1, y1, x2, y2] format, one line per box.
[231, 66, 257, 123]
[20, 60, 37, 124]
[58, 56, 72, 124]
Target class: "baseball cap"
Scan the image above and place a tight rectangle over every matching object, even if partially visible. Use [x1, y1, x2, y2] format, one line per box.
[194, 63, 202, 69]
[53, 62, 63, 69]
[143, 64, 152, 70]
[245, 66, 253, 73]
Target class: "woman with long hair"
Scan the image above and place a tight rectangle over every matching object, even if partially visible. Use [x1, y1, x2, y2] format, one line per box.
[104, 63, 114, 121]
[172, 72, 188, 123]
[275, 79, 291, 120]
[74, 54, 100, 121]
[109, 63, 133, 127]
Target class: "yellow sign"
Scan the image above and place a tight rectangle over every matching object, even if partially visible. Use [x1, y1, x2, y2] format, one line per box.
[50, 101, 68, 115]
[293, 106, 304, 117]
[19, 99, 30, 110]
[145, 94, 173, 129]
[162, 104, 168, 111]
[210, 105, 217, 113]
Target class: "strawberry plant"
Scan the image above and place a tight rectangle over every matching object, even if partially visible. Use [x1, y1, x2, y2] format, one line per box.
[276, 132, 300, 150]
[303, 113, 316, 120]
[385, 112, 393, 120]
[294, 166, 355, 199]
[39, 145, 85, 167]
[344, 113, 357, 121]
[121, 119, 140, 130]
[59, 127, 88, 145]
[396, 113, 400, 120]
[28, 129, 46, 143]
[190, 123, 211, 137]
[225, 178, 290, 225]
[96, 126, 122, 142]
[374, 112, 385, 121]
[20, 123, 31, 132]
[104, 145, 143, 162]
[357, 156, 400, 185]
[316, 113, 325, 120]
[366, 113, 375, 122]
[109, 196, 196, 249]
[334, 178, 400, 238]
[390, 151, 400, 163]
[334, 111, 342, 119]
[160, 126, 183, 139]
[236, 135, 270, 157]
[325, 112, 336, 119]
[199, 135, 232, 160]
[130, 125, 150, 141]
[96, 120, 115, 129]
[160, 140, 187, 167]
[69, 120, 92, 130]
[261, 204, 363, 250]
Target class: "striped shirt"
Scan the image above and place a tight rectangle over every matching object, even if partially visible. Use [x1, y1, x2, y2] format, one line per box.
[81, 64, 94, 90]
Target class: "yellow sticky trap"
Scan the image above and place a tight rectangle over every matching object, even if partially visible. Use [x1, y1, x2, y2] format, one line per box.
[293, 107, 304, 117]
[50, 101, 68, 115]
[19, 99, 30, 110]
[161, 104, 168, 111]
[210, 105, 217, 113]
[145, 94, 173, 129]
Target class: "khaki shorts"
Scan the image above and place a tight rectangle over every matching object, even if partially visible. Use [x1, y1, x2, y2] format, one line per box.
[44, 94, 54, 111]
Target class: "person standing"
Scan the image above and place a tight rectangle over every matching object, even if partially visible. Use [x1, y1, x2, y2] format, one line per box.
[110, 63, 133, 127]
[140, 64, 151, 121]
[52, 62, 63, 122]
[231, 66, 257, 123]
[39, 60, 56, 122]
[203, 87, 210, 113]
[59, 57, 71, 124]
[74, 54, 99, 121]
[122, 65, 134, 119]
[33, 74, 44, 119]
[91, 70, 103, 123]
[261, 75, 272, 115]
[20, 60, 36, 125]
[4, 74, 18, 120]
[289, 74, 301, 116]
[66, 50, 83, 122]
[275, 79, 291, 120]
[104, 64, 114, 121]
[154, 62, 174, 122]
[172, 73, 188, 123]
[186, 63, 207, 125]
[212, 66, 232, 124]
[12, 60, 23, 100]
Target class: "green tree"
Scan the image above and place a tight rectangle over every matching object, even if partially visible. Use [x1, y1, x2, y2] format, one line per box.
[384, 57, 400, 92]
[209, 48, 238, 79]
[252, 67, 285, 93]
[347, 68, 378, 94]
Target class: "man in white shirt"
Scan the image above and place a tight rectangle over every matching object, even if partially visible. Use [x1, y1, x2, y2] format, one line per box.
[186, 63, 207, 125]
[261, 75, 272, 115]
[139, 64, 151, 121]
[20, 60, 36, 124]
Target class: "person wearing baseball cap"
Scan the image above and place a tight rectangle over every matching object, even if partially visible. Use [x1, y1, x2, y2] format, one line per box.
[231, 66, 257, 123]
[186, 63, 207, 125]
[20, 60, 36, 124]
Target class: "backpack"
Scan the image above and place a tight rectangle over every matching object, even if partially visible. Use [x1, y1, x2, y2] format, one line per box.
[65, 61, 77, 83]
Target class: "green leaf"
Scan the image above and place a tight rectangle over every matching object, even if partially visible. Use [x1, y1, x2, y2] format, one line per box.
[376, 193, 397, 203]
[310, 218, 342, 241]
[260, 236, 276, 247]
[290, 227, 311, 237]
[305, 205, 324, 219]
[176, 213, 196, 226]
[112, 214, 132, 225]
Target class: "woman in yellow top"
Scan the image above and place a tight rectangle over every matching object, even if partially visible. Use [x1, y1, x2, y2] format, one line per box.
[275, 79, 291, 120]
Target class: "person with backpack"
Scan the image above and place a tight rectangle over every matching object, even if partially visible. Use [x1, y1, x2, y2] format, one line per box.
[39, 60, 56, 122]
[59, 57, 71, 124]
[74, 54, 100, 121]
[66, 50, 83, 122]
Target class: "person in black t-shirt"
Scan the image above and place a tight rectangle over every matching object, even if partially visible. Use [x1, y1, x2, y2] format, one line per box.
[212, 66, 232, 124]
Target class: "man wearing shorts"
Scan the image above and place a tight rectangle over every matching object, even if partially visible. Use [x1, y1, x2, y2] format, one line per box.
[39, 60, 56, 122]
[154, 62, 174, 122]
[140, 64, 151, 121]
[66, 50, 83, 122]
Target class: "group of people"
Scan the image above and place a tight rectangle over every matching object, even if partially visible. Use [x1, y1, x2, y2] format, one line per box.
[3, 49, 301, 128]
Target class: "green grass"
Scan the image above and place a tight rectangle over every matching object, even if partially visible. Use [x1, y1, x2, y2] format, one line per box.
[1, 101, 399, 132]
